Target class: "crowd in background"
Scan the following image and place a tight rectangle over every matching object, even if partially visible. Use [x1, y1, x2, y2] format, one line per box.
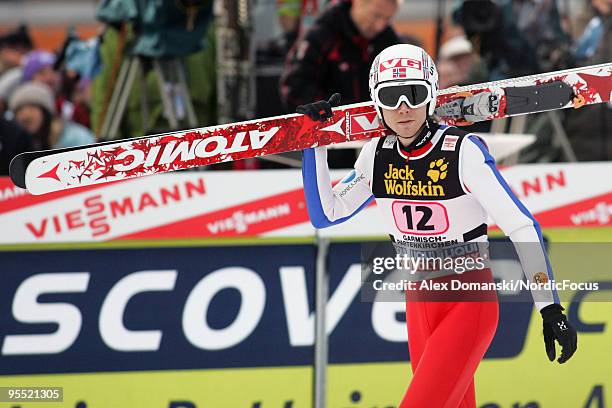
[0, 0, 611, 176]
[0, 25, 96, 174]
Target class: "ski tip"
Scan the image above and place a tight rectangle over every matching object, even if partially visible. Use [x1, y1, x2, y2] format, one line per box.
[9, 152, 28, 189]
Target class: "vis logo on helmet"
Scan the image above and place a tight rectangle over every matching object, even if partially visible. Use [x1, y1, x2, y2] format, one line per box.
[378, 58, 422, 73]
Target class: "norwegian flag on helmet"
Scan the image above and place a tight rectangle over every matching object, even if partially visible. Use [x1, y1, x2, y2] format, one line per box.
[393, 67, 407, 78]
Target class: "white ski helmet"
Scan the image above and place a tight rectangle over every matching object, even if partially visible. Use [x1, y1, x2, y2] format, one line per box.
[369, 44, 439, 118]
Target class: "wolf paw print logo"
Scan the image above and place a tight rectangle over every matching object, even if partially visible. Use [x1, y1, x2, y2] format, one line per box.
[427, 158, 448, 182]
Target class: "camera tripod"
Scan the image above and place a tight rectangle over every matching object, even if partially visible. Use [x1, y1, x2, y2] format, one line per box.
[99, 55, 198, 140]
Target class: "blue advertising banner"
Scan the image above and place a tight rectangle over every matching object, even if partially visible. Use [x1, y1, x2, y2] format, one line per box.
[0, 244, 318, 375]
[0, 238, 609, 407]
[1, 239, 534, 376]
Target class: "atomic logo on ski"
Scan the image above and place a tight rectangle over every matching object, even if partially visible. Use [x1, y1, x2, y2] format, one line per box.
[36, 163, 61, 182]
[577, 72, 612, 103]
[320, 117, 345, 136]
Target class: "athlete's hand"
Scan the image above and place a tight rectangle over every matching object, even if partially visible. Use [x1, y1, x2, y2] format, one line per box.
[296, 93, 341, 122]
[540, 304, 577, 364]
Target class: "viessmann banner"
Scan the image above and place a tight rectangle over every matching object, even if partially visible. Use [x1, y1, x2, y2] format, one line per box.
[0, 242, 609, 407]
[0, 162, 611, 243]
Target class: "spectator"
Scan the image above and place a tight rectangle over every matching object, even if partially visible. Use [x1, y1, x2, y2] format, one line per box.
[9, 82, 95, 151]
[280, 0, 401, 167]
[437, 35, 491, 134]
[58, 35, 104, 129]
[22, 50, 60, 90]
[452, 0, 541, 80]
[0, 116, 33, 176]
[511, 0, 574, 71]
[565, 0, 612, 160]
[21, 50, 91, 129]
[0, 25, 33, 74]
[0, 67, 22, 116]
[66, 76, 93, 129]
[436, 35, 482, 88]
[0, 25, 33, 115]
[277, 0, 302, 52]
[573, 0, 612, 64]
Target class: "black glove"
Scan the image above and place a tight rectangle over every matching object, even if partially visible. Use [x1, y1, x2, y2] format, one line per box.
[296, 93, 341, 122]
[540, 304, 577, 364]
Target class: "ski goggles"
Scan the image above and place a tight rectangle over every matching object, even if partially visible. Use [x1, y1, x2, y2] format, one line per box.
[374, 80, 432, 110]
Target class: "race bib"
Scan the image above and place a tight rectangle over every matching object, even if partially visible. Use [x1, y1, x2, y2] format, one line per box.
[391, 200, 449, 235]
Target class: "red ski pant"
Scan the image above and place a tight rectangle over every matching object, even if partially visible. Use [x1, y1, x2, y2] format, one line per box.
[399, 269, 499, 408]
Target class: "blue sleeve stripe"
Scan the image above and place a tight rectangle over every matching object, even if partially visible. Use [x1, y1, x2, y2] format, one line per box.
[302, 148, 374, 228]
[468, 136, 560, 303]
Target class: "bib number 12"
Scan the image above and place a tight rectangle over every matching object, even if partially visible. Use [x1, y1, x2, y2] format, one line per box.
[392, 201, 449, 235]
[402, 205, 434, 231]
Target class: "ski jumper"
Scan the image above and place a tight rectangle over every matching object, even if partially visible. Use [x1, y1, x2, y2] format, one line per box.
[302, 122, 559, 408]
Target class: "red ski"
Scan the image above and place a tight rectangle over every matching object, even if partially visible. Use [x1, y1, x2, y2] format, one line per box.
[9, 62, 612, 195]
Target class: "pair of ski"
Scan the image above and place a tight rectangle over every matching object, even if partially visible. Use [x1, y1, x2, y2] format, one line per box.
[10, 62, 612, 195]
